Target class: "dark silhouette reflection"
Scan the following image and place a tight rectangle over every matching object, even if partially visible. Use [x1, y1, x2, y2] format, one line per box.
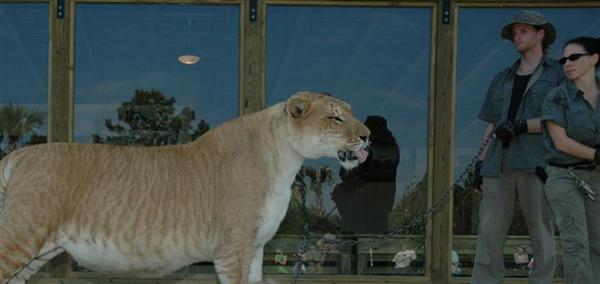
[331, 115, 400, 234]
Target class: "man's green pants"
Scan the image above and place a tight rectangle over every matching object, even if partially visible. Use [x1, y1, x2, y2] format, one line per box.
[471, 169, 556, 284]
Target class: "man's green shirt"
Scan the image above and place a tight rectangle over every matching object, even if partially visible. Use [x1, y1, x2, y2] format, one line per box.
[478, 56, 565, 176]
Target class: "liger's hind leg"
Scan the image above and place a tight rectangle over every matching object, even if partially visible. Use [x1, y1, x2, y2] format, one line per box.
[0, 207, 62, 284]
[0, 241, 64, 284]
[214, 255, 252, 284]
[213, 240, 255, 284]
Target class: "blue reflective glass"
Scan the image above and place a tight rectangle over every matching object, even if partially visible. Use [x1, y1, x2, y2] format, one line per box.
[267, 5, 431, 276]
[73, 4, 240, 144]
[0, 3, 48, 156]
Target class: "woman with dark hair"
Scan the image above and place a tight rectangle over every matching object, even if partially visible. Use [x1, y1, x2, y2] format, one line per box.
[541, 36, 600, 284]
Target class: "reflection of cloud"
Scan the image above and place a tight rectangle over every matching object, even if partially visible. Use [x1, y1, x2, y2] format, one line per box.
[86, 80, 133, 98]
[73, 103, 120, 140]
[81, 72, 181, 100]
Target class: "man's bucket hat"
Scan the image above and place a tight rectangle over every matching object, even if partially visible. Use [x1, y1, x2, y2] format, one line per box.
[501, 10, 556, 46]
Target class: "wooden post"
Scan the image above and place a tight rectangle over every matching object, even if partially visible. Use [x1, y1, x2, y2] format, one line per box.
[47, 0, 73, 278]
[48, 0, 72, 144]
[429, 0, 455, 283]
[240, 0, 266, 115]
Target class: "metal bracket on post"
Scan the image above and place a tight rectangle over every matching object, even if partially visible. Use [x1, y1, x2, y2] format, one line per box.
[57, 0, 65, 19]
[442, 0, 450, 25]
[249, 0, 257, 22]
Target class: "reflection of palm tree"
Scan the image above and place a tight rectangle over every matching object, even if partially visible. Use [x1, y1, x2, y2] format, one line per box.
[0, 102, 45, 157]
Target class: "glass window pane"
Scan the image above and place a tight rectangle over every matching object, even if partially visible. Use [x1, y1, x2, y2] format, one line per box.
[72, 3, 239, 273]
[267, 5, 431, 276]
[74, 3, 239, 145]
[454, 7, 600, 280]
[0, 3, 48, 159]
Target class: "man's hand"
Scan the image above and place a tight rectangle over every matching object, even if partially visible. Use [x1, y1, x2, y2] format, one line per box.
[493, 122, 514, 143]
[493, 120, 527, 143]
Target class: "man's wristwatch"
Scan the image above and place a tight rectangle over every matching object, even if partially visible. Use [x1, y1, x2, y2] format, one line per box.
[594, 148, 600, 164]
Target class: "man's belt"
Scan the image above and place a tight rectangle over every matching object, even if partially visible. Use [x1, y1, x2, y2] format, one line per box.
[549, 161, 596, 171]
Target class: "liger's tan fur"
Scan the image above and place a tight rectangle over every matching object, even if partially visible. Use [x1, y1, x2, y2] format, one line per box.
[0, 92, 370, 284]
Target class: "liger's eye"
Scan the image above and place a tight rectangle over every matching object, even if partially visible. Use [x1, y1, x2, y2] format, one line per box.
[328, 116, 344, 123]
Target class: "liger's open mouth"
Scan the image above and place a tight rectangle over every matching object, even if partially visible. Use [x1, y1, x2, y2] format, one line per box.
[337, 147, 369, 164]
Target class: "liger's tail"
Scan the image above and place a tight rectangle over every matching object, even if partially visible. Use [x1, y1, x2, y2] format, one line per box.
[0, 154, 14, 216]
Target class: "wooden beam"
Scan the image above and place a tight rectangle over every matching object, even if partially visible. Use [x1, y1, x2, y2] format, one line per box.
[47, 0, 74, 277]
[456, 0, 600, 4]
[266, 0, 433, 6]
[48, 0, 73, 144]
[429, 0, 455, 283]
[240, 0, 266, 114]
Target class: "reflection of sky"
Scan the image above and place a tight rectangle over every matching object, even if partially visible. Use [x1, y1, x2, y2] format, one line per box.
[267, 6, 432, 206]
[267, 6, 431, 144]
[73, 4, 240, 142]
[0, 3, 48, 132]
[454, 7, 600, 177]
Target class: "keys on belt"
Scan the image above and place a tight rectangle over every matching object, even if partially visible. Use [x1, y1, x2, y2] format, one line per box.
[566, 168, 596, 201]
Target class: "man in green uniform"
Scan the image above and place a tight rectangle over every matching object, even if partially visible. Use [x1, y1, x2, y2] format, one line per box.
[471, 10, 565, 284]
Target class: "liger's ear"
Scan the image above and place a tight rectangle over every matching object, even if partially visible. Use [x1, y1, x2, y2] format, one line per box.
[287, 97, 312, 118]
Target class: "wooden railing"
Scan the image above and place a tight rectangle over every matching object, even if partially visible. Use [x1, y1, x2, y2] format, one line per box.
[31, 234, 564, 283]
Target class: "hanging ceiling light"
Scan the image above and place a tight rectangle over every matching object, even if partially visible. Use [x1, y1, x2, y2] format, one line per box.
[178, 55, 200, 65]
[178, 19, 200, 65]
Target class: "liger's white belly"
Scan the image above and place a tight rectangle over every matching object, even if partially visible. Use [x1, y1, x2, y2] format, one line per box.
[62, 235, 198, 274]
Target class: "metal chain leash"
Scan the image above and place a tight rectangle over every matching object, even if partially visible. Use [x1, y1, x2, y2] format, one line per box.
[291, 134, 494, 283]
[292, 187, 311, 281]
